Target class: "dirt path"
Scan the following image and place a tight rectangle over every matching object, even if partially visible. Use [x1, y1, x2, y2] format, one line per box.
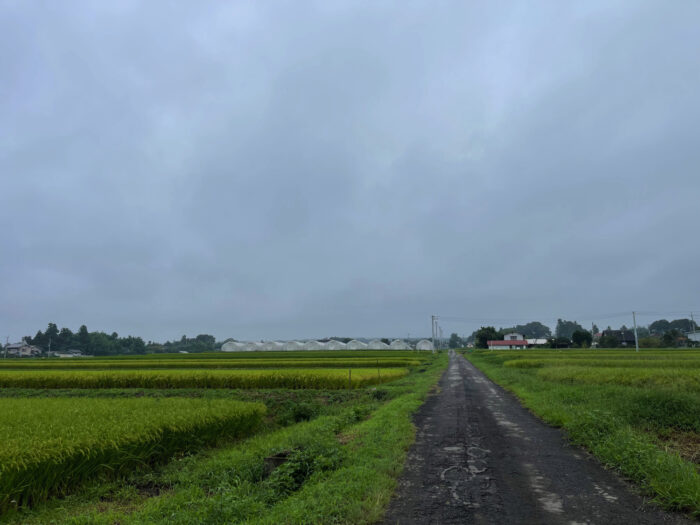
[381, 350, 692, 524]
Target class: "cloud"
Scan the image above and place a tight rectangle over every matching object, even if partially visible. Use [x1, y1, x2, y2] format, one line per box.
[1, 1, 699, 342]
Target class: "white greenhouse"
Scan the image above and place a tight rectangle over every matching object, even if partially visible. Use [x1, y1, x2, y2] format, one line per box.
[389, 339, 410, 350]
[221, 341, 246, 352]
[345, 340, 368, 350]
[282, 341, 304, 351]
[415, 339, 435, 351]
[325, 340, 346, 350]
[302, 340, 327, 350]
[260, 341, 283, 351]
[367, 339, 390, 349]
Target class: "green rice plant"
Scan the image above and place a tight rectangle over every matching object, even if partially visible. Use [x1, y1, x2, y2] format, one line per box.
[0, 368, 408, 390]
[0, 358, 421, 370]
[0, 398, 265, 514]
[104, 350, 433, 360]
[505, 358, 700, 369]
[537, 366, 700, 392]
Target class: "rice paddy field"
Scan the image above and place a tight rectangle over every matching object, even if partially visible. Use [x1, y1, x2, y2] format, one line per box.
[0, 349, 443, 524]
[465, 348, 700, 516]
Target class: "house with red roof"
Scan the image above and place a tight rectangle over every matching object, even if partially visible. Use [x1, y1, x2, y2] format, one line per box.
[487, 332, 528, 350]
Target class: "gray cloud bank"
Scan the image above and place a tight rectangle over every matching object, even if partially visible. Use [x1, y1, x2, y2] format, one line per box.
[2, 1, 699, 342]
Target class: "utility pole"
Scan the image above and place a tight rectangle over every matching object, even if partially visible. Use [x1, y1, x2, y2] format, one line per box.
[431, 315, 436, 350]
[632, 311, 639, 352]
[3, 336, 7, 359]
[691, 312, 696, 333]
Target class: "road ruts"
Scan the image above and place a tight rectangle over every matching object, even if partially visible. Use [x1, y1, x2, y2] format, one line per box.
[381, 350, 692, 525]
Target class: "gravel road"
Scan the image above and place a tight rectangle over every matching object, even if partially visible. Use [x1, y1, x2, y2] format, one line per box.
[381, 350, 692, 524]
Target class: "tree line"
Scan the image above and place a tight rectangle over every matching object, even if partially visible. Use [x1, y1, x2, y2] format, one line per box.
[448, 317, 697, 349]
[18, 324, 220, 356]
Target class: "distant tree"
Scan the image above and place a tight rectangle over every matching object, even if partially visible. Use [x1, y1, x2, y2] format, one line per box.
[110, 332, 119, 340]
[620, 324, 628, 331]
[661, 329, 682, 348]
[649, 319, 671, 335]
[498, 322, 551, 338]
[599, 334, 619, 348]
[592, 324, 599, 334]
[29, 330, 45, 348]
[549, 337, 571, 348]
[381, 338, 391, 345]
[555, 319, 583, 340]
[56, 327, 74, 351]
[474, 326, 499, 349]
[78, 325, 90, 351]
[635, 326, 650, 338]
[45, 323, 59, 343]
[448, 333, 463, 349]
[669, 319, 695, 333]
[194, 334, 216, 349]
[639, 336, 661, 348]
[571, 330, 592, 348]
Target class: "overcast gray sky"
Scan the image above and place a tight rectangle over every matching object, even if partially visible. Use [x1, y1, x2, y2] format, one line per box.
[2, 1, 699, 343]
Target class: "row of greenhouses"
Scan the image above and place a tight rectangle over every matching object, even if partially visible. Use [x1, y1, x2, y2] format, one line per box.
[221, 339, 435, 352]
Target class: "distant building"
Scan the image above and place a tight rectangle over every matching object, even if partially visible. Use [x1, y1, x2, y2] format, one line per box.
[4, 341, 42, 357]
[526, 338, 548, 347]
[601, 329, 636, 346]
[50, 349, 84, 358]
[487, 333, 529, 350]
[688, 332, 700, 343]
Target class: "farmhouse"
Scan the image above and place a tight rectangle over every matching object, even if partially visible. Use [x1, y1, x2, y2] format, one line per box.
[4, 341, 42, 357]
[487, 332, 529, 350]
